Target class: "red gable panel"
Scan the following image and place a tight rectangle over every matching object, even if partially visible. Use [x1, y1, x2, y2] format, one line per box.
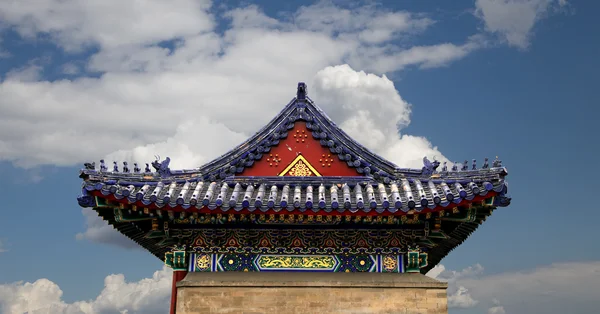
[239, 122, 359, 177]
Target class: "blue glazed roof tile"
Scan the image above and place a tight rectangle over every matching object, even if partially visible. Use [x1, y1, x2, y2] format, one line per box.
[81, 174, 508, 214]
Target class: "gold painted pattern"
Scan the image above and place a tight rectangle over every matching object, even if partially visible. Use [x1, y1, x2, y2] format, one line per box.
[287, 160, 313, 176]
[258, 255, 336, 269]
[195, 254, 211, 271]
[383, 256, 397, 271]
[278, 155, 322, 177]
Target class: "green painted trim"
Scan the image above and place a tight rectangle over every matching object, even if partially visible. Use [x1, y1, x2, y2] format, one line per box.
[428, 230, 449, 239]
[441, 207, 478, 222]
[144, 231, 166, 239]
[94, 197, 110, 208]
[405, 251, 428, 273]
[165, 250, 188, 270]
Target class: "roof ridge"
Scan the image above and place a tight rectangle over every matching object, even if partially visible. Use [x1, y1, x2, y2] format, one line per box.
[80, 83, 508, 184]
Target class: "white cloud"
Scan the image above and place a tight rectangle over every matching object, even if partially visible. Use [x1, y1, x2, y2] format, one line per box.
[0, 0, 214, 51]
[475, 0, 567, 49]
[313, 65, 449, 168]
[0, 1, 463, 172]
[0, 239, 6, 253]
[293, 1, 433, 43]
[2, 261, 597, 314]
[426, 263, 483, 309]
[224, 5, 280, 29]
[449, 286, 479, 308]
[62, 63, 80, 75]
[4, 63, 44, 82]
[0, 267, 172, 314]
[428, 261, 600, 314]
[488, 305, 506, 314]
[0, 1, 542, 246]
[75, 209, 139, 249]
[0, 0, 566, 171]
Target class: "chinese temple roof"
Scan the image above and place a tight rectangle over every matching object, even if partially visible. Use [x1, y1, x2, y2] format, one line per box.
[77, 83, 511, 273]
[79, 175, 508, 214]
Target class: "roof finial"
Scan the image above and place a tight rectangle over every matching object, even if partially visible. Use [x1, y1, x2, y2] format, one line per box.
[421, 156, 440, 176]
[152, 156, 172, 177]
[297, 82, 307, 100]
[493, 156, 502, 168]
[482, 158, 489, 169]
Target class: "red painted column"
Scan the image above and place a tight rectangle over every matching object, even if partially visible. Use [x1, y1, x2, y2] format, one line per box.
[170, 270, 188, 314]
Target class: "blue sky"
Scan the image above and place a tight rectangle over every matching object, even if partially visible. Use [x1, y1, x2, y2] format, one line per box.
[0, 0, 598, 313]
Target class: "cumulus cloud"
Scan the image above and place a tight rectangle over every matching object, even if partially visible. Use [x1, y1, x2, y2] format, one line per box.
[4, 63, 44, 82]
[2, 261, 597, 314]
[0, 1, 462, 171]
[426, 263, 483, 309]
[0, 267, 172, 314]
[0, 0, 556, 246]
[0, 0, 564, 170]
[475, 0, 567, 49]
[427, 261, 600, 314]
[313, 65, 449, 168]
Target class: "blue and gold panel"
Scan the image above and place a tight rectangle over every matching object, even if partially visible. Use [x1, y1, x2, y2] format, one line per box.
[336, 254, 376, 272]
[254, 255, 338, 272]
[379, 254, 404, 273]
[189, 253, 405, 273]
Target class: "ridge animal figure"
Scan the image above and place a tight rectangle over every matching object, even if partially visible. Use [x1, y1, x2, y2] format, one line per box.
[421, 157, 440, 176]
[152, 156, 171, 177]
[493, 156, 502, 168]
[452, 162, 458, 171]
[482, 158, 489, 169]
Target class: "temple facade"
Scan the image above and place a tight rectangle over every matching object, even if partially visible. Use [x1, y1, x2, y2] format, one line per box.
[78, 83, 511, 314]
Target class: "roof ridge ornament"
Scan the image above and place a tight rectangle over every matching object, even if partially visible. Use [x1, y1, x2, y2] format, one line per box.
[152, 155, 172, 177]
[421, 156, 440, 176]
[297, 82, 307, 100]
[492, 156, 502, 168]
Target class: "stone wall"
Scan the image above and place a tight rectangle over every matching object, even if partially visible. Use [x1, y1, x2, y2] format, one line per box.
[176, 272, 447, 314]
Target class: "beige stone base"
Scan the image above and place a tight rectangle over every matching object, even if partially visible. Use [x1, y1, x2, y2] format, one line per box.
[176, 272, 447, 314]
